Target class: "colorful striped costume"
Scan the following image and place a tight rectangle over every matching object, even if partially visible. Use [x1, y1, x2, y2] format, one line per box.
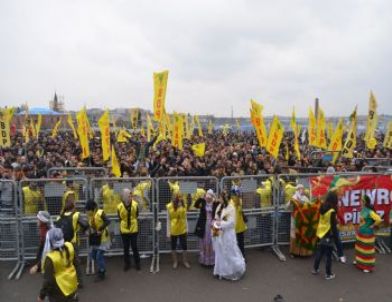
[355, 207, 382, 272]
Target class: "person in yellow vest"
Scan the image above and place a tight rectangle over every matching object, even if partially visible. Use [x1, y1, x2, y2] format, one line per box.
[166, 193, 191, 269]
[38, 227, 78, 302]
[312, 191, 339, 280]
[100, 182, 121, 215]
[229, 185, 247, 258]
[56, 198, 88, 288]
[61, 181, 80, 215]
[117, 188, 141, 271]
[22, 182, 46, 215]
[256, 180, 273, 244]
[85, 200, 111, 282]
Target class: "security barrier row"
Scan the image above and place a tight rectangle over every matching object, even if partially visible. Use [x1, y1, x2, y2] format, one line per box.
[1, 171, 391, 280]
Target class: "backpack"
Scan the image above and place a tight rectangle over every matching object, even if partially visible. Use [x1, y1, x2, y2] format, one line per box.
[55, 212, 76, 242]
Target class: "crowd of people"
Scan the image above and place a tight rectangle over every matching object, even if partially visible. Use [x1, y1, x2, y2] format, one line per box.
[0, 127, 391, 302]
[0, 127, 390, 182]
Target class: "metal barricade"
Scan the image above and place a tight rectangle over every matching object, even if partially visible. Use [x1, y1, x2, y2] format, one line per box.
[89, 177, 155, 259]
[17, 177, 88, 277]
[0, 180, 21, 279]
[155, 176, 219, 258]
[47, 167, 108, 178]
[220, 175, 275, 249]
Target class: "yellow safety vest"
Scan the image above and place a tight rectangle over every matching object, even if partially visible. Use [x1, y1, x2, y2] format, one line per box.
[60, 211, 80, 244]
[166, 202, 187, 236]
[102, 185, 121, 214]
[230, 198, 248, 233]
[316, 208, 335, 239]
[46, 242, 78, 297]
[22, 186, 45, 215]
[88, 209, 110, 244]
[256, 181, 272, 208]
[284, 183, 297, 203]
[117, 201, 139, 234]
[132, 181, 151, 211]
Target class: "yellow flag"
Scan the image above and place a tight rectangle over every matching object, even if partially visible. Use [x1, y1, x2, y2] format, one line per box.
[195, 115, 203, 137]
[0, 110, 11, 147]
[172, 113, 184, 150]
[153, 70, 169, 121]
[117, 128, 132, 143]
[308, 108, 317, 147]
[146, 113, 154, 142]
[328, 118, 344, 163]
[76, 108, 91, 159]
[383, 121, 392, 149]
[365, 91, 378, 150]
[341, 106, 357, 158]
[98, 110, 111, 161]
[293, 125, 301, 160]
[316, 108, 327, 149]
[29, 119, 36, 139]
[191, 143, 205, 157]
[158, 112, 167, 140]
[36, 114, 42, 139]
[207, 120, 214, 135]
[67, 113, 78, 139]
[222, 124, 230, 136]
[51, 118, 62, 138]
[250, 99, 268, 147]
[266, 116, 284, 159]
[130, 108, 139, 129]
[111, 146, 121, 177]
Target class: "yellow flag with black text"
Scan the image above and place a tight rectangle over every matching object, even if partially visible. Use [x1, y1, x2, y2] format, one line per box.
[316, 108, 327, 149]
[308, 108, 317, 147]
[0, 110, 11, 147]
[76, 108, 91, 159]
[328, 118, 344, 163]
[365, 91, 378, 150]
[172, 113, 184, 150]
[153, 70, 168, 121]
[250, 99, 268, 147]
[195, 115, 203, 137]
[111, 146, 121, 177]
[98, 110, 111, 162]
[341, 106, 357, 158]
[266, 116, 284, 159]
[383, 121, 392, 149]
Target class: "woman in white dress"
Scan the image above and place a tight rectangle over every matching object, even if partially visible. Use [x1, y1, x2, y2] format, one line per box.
[212, 192, 246, 280]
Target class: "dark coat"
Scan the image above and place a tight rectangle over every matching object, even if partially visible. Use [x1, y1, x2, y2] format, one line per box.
[194, 198, 219, 238]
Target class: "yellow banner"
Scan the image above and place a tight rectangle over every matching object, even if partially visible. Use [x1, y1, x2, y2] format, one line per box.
[195, 115, 203, 137]
[172, 113, 184, 150]
[0, 110, 11, 147]
[111, 146, 121, 177]
[35, 114, 42, 139]
[290, 109, 300, 160]
[266, 116, 284, 159]
[308, 108, 317, 147]
[191, 143, 205, 157]
[76, 108, 91, 159]
[316, 108, 327, 149]
[250, 99, 268, 147]
[146, 113, 154, 142]
[341, 107, 357, 158]
[130, 108, 139, 129]
[327, 121, 334, 141]
[117, 128, 132, 143]
[51, 118, 62, 138]
[153, 70, 169, 121]
[98, 110, 111, 161]
[383, 121, 392, 149]
[365, 91, 378, 149]
[67, 113, 78, 139]
[328, 118, 344, 163]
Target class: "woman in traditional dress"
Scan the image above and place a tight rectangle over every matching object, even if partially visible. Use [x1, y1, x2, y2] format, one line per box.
[354, 195, 382, 273]
[212, 192, 245, 280]
[194, 189, 219, 266]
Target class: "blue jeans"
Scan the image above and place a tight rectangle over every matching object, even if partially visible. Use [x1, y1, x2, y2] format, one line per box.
[91, 248, 106, 273]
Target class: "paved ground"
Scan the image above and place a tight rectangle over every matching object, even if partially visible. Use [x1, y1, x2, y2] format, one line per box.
[1, 247, 392, 302]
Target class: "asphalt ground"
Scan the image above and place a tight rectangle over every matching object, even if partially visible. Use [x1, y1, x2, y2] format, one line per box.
[1, 247, 392, 302]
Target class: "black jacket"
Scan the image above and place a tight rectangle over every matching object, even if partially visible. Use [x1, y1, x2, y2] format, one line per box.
[194, 198, 219, 238]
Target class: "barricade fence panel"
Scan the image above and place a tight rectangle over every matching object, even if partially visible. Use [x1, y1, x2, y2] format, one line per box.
[0, 180, 19, 262]
[89, 177, 155, 256]
[220, 175, 275, 248]
[156, 177, 219, 253]
[47, 167, 108, 178]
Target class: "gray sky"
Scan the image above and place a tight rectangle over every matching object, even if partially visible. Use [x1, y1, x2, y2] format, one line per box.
[0, 0, 391, 117]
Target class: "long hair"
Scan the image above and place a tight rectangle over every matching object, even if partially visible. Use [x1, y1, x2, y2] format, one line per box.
[325, 191, 338, 211]
[217, 191, 229, 218]
[362, 194, 375, 211]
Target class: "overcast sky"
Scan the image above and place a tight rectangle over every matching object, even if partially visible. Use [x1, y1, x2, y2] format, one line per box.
[0, 0, 391, 117]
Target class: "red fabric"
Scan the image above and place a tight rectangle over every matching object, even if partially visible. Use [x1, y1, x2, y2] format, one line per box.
[39, 223, 49, 243]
